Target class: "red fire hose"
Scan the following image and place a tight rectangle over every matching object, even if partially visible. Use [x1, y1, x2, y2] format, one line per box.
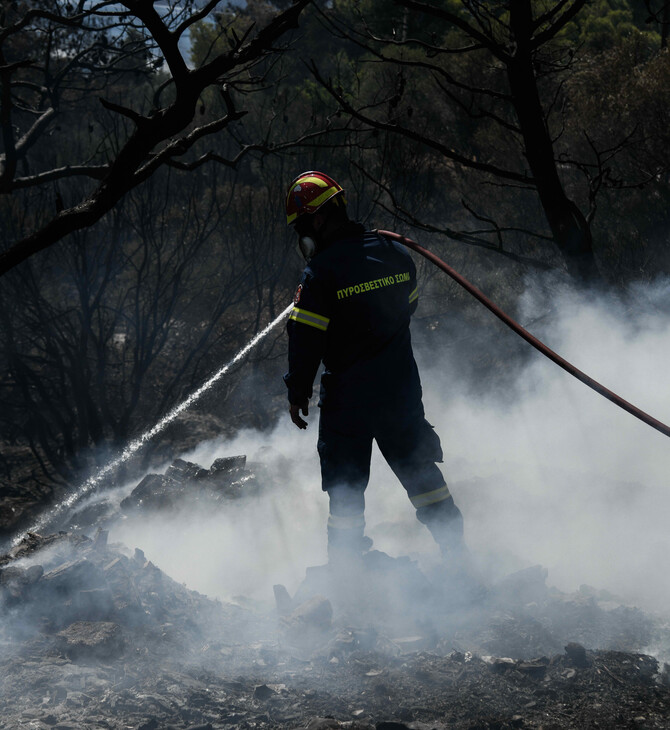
[379, 229, 670, 439]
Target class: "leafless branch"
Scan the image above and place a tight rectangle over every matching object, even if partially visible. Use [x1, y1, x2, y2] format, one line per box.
[7, 107, 57, 161]
[325, 22, 512, 105]
[558, 126, 655, 224]
[393, 0, 511, 62]
[312, 2, 483, 56]
[122, 0, 188, 83]
[431, 74, 520, 133]
[0, 59, 35, 74]
[461, 198, 504, 249]
[308, 61, 533, 185]
[134, 110, 247, 180]
[174, 0, 224, 40]
[11, 165, 109, 189]
[354, 163, 553, 270]
[163, 125, 355, 172]
[532, 0, 573, 32]
[531, 0, 589, 48]
[99, 97, 144, 125]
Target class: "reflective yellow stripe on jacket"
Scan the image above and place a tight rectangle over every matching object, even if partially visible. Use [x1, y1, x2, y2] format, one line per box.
[409, 286, 418, 304]
[289, 307, 330, 332]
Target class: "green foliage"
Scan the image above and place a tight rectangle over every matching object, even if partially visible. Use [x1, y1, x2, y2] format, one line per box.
[558, 0, 660, 51]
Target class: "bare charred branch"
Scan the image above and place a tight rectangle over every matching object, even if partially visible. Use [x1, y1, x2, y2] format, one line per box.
[11, 166, 110, 189]
[532, 0, 573, 32]
[194, 1, 306, 84]
[531, 0, 589, 48]
[313, 3, 483, 55]
[134, 110, 248, 181]
[368, 172, 555, 271]
[308, 61, 532, 185]
[393, 0, 511, 62]
[174, 0, 224, 40]
[99, 97, 144, 125]
[0, 58, 35, 74]
[122, 1, 189, 83]
[0, 9, 88, 42]
[152, 75, 176, 111]
[163, 125, 352, 173]
[0, 2, 132, 41]
[317, 12, 512, 105]
[461, 198, 504, 249]
[431, 74, 520, 133]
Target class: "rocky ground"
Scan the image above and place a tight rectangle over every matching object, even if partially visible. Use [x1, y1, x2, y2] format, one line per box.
[1, 456, 670, 730]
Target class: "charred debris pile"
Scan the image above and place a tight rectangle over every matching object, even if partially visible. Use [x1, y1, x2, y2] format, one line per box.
[64, 454, 261, 532]
[1, 455, 670, 729]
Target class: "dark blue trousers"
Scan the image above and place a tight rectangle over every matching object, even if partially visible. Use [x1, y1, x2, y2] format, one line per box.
[317, 401, 463, 556]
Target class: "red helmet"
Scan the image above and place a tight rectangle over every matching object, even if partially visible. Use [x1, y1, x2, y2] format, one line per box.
[285, 171, 346, 225]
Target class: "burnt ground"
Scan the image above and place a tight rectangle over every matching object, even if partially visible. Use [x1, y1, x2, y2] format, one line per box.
[1, 458, 670, 730]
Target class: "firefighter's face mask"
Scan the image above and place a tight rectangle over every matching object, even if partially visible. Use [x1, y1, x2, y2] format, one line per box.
[294, 216, 318, 261]
[298, 236, 316, 261]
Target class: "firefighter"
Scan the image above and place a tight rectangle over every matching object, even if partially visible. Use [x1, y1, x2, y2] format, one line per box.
[283, 171, 466, 568]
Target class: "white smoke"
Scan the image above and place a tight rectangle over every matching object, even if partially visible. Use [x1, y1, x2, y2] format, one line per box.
[420, 278, 670, 610]
[111, 427, 328, 603]
[109, 276, 670, 616]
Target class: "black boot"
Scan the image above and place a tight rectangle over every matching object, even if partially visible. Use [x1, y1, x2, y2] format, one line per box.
[416, 495, 465, 556]
[417, 498, 488, 605]
[327, 524, 372, 570]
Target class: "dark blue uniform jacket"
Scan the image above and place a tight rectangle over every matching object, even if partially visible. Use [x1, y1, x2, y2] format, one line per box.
[284, 226, 422, 413]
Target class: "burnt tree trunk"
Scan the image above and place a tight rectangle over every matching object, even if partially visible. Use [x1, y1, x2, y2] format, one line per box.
[508, 0, 600, 285]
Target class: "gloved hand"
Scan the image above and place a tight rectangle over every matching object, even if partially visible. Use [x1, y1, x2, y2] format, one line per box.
[290, 399, 309, 429]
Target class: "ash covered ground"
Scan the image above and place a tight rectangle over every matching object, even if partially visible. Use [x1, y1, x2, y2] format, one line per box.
[2, 453, 670, 730]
